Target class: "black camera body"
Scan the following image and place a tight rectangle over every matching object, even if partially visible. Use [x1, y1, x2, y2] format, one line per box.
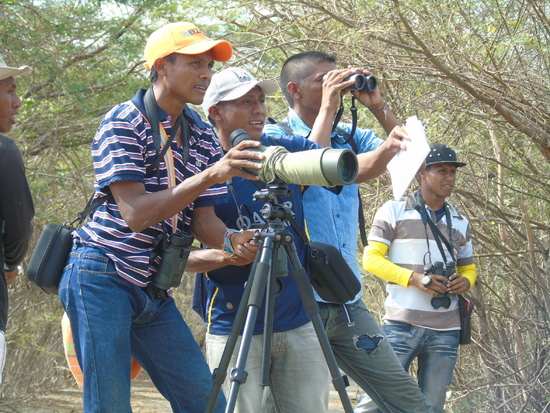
[153, 231, 194, 291]
[322, 71, 377, 92]
[422, 261, 456, 309]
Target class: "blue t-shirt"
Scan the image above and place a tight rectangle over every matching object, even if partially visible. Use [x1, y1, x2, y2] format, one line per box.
[263, 109, 383, 304]
[75, 88, 227, 286]
[196, 133, 322, 335]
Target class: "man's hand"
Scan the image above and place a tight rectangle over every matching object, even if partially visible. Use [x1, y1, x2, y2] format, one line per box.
[209, 140, 264, 184]
[380, 125, 409, 154]
[231, 230, 259, 262]
[409, 272, 450, 295]
[448, 272, 471, 295]
[5, 268, 19, 286]
[321, 68, 358, 112]
[409, 271, 471, 295]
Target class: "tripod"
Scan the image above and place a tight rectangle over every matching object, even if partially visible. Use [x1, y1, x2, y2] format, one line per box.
[205, 182, 353, 413]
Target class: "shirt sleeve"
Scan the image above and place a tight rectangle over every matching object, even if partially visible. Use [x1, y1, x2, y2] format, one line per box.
[193, 129, 227, 208]
[456, 221, 475, 267]
[457, 263, 477, 291]
[363, 241, 414, 287]
[367, 201, 395, 246]
[263, 123, 287, 138]
[0, 139, 35, 271]
[91, 110, 148, 189]
[338, 123, 383, 154]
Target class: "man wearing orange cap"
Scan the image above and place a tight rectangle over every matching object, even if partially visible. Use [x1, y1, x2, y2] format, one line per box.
[0, 54, 34, 384]
[58, 22, 262, 412]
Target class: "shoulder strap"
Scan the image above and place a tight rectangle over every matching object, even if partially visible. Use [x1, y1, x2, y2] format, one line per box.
[143, 87, 185, 176]
[276, 121, 294, 137]
[410, 191, 456, 262]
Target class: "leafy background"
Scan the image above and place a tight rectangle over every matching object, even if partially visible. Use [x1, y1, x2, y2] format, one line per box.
[1, 0, 549, 411]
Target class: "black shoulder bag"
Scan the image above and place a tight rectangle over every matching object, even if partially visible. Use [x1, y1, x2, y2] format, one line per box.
[410, 191, 474, 345]
[27, 88, 186, 294]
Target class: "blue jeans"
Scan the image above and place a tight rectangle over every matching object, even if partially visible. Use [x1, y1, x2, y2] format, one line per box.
[206, 322, 330, 413]
[318, 301, 432, 413]
[59, 244, 226, 413]
[355, 320, 459, 413]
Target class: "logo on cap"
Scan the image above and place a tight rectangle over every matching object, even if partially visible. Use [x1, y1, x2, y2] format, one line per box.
[181, 28, 202, 37]
[233, 68, 252, 82]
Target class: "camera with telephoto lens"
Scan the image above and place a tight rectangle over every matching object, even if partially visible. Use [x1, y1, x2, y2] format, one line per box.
[322, 71, 377, 92]
[230, 129, 358, 187]
[421, 261, 456, 309]
[153, 231, 194, 291]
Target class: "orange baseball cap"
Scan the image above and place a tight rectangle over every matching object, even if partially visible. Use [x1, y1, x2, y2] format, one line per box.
[144, 22, 233, 70]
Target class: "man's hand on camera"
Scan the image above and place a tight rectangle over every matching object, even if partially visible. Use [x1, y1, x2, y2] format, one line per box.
[448, 273, 470, 294]
[210, 140, 264, 184]
[409, 272, 449, 295]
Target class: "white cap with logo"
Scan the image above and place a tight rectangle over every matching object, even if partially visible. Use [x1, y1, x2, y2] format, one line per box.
[202, 67, 278, 116]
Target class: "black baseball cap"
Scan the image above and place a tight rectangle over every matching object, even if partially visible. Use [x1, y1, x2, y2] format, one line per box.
[425, 143, 466, 167]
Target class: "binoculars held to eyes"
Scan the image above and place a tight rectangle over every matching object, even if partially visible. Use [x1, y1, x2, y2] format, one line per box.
[322, 71, 377, 92]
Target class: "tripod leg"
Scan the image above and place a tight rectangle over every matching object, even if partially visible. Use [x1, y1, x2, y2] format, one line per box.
[205, 252, 260, 413]
[285, 242, 354, 413]
[261, 244, 278, 387]
[224, 237, 275, 413]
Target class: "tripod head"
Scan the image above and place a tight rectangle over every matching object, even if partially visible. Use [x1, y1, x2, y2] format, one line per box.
[252, 179, 294, 224]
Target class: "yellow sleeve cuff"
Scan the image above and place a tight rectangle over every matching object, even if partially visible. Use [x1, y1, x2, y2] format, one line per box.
[363, 241, 414, 287]
[457, 263, 477, 291]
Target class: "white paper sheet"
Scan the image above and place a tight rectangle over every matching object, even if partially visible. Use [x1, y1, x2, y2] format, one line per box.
[387, 116, 430, 200]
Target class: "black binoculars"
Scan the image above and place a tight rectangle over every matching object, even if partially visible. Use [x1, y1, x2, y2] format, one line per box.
[421, 261, 456, 309]
[322, 71, 377, 92]
[154, 231, 194, 291]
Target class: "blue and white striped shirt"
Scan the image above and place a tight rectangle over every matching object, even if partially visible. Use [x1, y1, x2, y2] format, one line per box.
[75, 88, 226, 286]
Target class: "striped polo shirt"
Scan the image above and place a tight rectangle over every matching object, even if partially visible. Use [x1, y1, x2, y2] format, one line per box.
[368, 192, 474, 330]
[75, 88, 226, 286]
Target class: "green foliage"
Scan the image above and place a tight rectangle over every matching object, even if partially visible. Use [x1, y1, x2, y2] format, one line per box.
[1, 0, 550, 410]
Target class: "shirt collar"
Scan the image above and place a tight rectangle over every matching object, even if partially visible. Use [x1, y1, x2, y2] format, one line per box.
[405, 190, 463, 219]
[287, 108, 311, 136]
[131, 87, 194, 124]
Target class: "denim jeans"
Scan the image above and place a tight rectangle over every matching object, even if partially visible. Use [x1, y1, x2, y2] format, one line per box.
[205, 322, 330, 413]
[354, 320, 459, 413]
[59, 244, 225, 413]
[317, 301, 432, 413]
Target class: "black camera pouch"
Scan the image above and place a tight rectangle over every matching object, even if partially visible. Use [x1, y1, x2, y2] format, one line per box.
[309, 242, 361, 304]
[458, 295, 474, 345]
[27, 223, 75, 295]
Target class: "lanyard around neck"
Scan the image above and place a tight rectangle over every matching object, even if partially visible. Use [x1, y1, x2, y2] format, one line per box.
[159, 123, 179, 232]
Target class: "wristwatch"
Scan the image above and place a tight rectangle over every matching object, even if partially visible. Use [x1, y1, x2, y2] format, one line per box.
[421, 274, 433, 288]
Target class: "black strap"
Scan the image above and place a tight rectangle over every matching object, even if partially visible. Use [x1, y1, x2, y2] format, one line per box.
[347, 96, 358, 146]
[332, 96, 345, 133]
[144, 87, 185, 179]
[76, 88, 187, 226]
[411, 191, 456, 262]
